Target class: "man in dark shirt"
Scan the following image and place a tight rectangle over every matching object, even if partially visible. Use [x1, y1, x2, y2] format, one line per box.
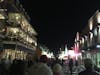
[68, 58, 73, 75]
[78, 58, 99, 75]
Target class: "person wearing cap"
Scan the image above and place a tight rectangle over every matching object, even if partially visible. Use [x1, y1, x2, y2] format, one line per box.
[78, 58, 99, 75]
[28, 55, 53, 75]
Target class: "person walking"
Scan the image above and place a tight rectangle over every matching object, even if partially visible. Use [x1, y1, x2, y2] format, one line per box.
[9, 59, 26, 75]
[28, 55, 53, 75]
[68, 58, 73, 75]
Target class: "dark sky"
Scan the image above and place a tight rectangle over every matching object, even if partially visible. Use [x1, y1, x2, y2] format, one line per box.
[20, 0, 100, 50]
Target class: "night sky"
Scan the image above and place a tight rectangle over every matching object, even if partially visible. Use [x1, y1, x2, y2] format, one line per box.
[20, 0, 100, 50]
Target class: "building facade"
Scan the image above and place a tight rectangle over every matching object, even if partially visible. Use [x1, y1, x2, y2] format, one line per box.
[77, 10, 100, 67]
[0, 0, 37, 60]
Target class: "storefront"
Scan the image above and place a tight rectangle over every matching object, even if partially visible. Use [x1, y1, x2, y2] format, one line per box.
[83, 49, 100, 68]
[0, 42, 35, 61]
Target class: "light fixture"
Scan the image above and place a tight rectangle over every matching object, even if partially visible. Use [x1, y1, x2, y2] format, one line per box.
[96, 45, 100, 48]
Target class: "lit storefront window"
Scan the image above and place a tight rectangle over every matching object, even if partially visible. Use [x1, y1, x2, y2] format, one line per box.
[89, 32, 93, 46]
[88, 17, 93, 30]
[94, 28, 98, 36]
[90, 32, 93, 39]
[81, 37, 85, 44]
[97, 26, 100, 43]
[97, 12, 100, 23]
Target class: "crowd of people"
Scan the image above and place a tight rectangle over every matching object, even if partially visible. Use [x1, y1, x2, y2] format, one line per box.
[0, 55, 100, 75]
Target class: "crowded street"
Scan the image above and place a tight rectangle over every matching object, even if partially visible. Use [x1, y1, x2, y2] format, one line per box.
[0, 0, 100, 75]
